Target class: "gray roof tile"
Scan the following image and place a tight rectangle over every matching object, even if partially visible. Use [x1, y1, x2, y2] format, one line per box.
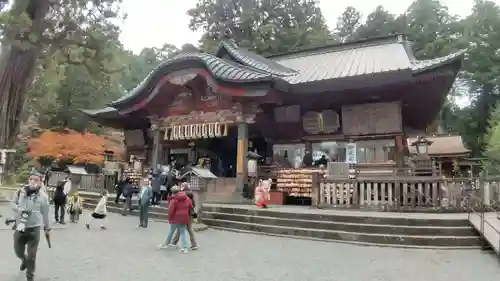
[217, 40, 298, 76]
[171, 52, 272, 82]
[272, 42, 412, 84]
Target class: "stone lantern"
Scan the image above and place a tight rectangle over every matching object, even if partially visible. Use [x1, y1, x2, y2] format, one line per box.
[411, 136, 433, 155]
[410, 136, 434, 176]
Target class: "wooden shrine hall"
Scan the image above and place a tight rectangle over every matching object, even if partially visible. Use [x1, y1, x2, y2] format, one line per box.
[82, 34, 465, 203]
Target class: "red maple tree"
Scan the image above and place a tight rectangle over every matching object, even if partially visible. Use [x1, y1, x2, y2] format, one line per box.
[28, 130, 120, 164]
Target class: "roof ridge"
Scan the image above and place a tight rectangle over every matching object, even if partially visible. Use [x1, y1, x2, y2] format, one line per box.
[268, 34, 405, 60]
[270, 36, 406, 61]
[216, 40, 298, 76]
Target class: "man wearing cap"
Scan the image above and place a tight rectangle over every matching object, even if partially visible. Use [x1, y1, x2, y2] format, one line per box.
[10, 170, 51, 281]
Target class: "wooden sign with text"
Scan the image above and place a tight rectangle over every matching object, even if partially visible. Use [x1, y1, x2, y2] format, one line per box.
[164, 123, 229, 141]
[163, 109, 242, 126]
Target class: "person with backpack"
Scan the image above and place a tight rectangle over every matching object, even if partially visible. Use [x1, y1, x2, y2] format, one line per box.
[53, 180, 67, 224]
[10, 170, 51, 281]
[67, 192, 83, 223]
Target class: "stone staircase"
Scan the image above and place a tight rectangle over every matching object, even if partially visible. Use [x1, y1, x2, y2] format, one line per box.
[201, 204, 487, 249]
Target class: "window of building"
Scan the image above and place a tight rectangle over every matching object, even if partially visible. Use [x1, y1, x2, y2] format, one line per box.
[312, 141, 348, 162]
[273, 144, 305, 168]
[355, 140, 395, 163]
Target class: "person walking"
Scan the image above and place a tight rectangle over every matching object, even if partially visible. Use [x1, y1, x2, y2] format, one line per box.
[122, 179, 134, 215]
[151, 172, 162, 205]
[67, 192, 83, 223]
[53, 180, 67, 224]
[114, 177, 130, 204]
[158, 186, 192, 253]
[165, 167, 175, 199]
[86, 191, 109, 230]
[159, 170, 168, 200]
[10, 170, 51, 281]
[43, 168, 51, 187]
[172, 182, 198, 250]
[137, 178, 153, 228]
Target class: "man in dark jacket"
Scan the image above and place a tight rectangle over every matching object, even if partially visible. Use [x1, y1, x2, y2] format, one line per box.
[150, 172, 162, 205]
[121, 180, 134, 215]
[53, 180, 67, 224]
[114, 177, 130, 204]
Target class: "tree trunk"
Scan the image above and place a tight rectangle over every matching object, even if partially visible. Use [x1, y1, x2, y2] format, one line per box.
[0, 0, 51, 148]
[0, 46, 38, 148]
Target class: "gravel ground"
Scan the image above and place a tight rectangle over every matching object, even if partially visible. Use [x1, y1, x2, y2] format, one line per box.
[1, 204, 500, 281]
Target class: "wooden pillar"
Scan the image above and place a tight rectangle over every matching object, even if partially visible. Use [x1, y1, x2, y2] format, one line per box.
[150, 123, 163, 170]
[236, 121, 248, 194]
[163, 143, 171, 166]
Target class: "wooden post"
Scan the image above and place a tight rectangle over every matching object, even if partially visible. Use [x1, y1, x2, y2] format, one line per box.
[311, 172, 320, 207]
[236, 121, 248, 195]
[479, 171, 486, 208]
[150, 123, 163, 170]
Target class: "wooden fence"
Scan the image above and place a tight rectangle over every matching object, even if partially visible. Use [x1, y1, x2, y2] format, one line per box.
[314, 175, 500, 212]
[48, 171, 117, 193]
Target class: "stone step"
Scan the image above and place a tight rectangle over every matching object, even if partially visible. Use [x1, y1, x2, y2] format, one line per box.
[203, 218, 484, 248]
[202, 205, 470, 227]
[202, 211, 477, 236]
[210, 226, 483, 250]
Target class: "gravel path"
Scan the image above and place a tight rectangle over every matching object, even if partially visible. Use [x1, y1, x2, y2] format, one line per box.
[1, 204, 500, 281]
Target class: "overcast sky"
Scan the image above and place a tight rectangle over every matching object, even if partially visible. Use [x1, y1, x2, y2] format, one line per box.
[119, 0, 493, 53]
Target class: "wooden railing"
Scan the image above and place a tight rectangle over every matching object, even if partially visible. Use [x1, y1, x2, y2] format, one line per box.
[314, 175, 500, 212]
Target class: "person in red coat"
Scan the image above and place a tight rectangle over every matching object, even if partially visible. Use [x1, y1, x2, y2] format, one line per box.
[158, 186, 192, 253]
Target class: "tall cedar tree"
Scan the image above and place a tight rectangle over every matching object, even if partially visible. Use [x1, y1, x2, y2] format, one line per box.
[0, 0, 123, 148]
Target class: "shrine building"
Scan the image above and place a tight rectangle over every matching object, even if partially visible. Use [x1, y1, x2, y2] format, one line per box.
[82, 34, 465, 203]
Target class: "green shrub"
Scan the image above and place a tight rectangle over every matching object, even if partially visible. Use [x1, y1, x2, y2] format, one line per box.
[16, 165, 32, 184]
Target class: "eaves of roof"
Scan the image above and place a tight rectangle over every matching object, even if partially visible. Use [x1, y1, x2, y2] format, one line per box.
[410, 49, 466, 73]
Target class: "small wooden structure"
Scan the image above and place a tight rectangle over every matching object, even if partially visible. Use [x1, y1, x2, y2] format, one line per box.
[408, 135, 471, 177]
[181, 167, 217, 192]
[181, 167, 217, 215]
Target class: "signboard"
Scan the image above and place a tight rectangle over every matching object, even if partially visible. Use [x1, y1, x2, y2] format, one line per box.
[345, 143, 357, 164]
[302, 109, 341, 135]
[164, 123, 228, 141]
[341, 102, 402, 135]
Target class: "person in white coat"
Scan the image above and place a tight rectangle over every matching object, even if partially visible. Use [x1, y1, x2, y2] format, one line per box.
[85, 191, 108, 230]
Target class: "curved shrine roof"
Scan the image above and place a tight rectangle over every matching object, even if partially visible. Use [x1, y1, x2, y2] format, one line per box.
[82, 34, 466, 124]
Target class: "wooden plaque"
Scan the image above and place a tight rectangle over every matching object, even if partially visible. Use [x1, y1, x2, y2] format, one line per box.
[341, 102, 402, 136]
